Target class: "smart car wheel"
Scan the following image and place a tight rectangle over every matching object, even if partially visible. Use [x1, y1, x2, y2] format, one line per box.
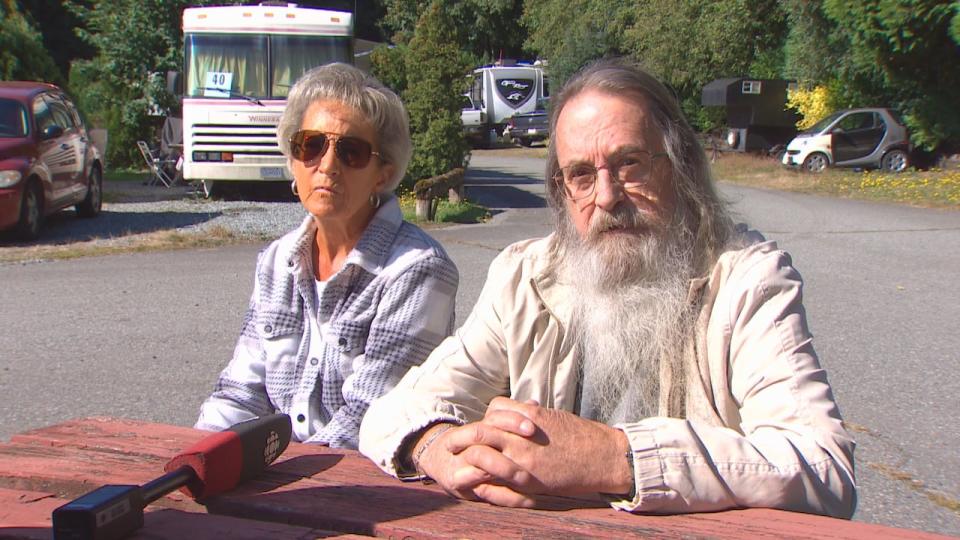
[802, 152, 829, 173]
[15, 181, 43, 241]
[76, 165, 102, 217]
[881, 149, 909, 173]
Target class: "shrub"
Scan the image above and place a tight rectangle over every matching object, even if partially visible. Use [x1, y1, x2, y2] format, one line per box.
[787, 85, 833, 130]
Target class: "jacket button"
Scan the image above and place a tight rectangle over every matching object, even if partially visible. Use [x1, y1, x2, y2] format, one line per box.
[263, 324, 273, 334]
[287, 259, 294, 267]
[338, 337, 347, 347]
[310, 357, 318, 366]
[296, 414, 305, 423]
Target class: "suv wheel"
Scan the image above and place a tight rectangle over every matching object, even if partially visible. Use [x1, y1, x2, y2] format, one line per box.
[76, 165, 102, 217]
[16, 181, 43, 240]
[881, 149, 909, 173]
[802, 152, 829, 173]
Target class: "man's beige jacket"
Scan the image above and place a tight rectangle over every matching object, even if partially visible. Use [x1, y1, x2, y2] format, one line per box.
[359, 233, 857, 518]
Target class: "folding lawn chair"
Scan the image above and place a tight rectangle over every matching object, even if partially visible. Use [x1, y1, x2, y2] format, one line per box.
[137, 140, 177, 187]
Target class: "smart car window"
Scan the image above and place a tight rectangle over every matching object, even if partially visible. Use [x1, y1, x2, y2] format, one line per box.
[837, 112, 871, 131]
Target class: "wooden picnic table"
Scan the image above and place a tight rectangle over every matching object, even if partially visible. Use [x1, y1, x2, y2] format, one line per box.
[0, 417, 948, 539]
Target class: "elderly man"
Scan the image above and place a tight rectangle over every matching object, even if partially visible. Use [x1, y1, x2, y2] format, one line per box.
[359, 59, 856, 518]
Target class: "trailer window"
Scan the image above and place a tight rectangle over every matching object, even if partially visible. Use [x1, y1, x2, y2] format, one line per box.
[742, 80, 762, 94]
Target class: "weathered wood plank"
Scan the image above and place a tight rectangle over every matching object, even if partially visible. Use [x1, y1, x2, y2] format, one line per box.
[0, 487, 358, 540]
[3, 418, 950, 540]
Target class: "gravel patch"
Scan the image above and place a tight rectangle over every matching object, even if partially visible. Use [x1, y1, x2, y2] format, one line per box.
[1, 181, 308, 248]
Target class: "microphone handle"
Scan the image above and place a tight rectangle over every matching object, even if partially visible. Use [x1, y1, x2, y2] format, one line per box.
[140, 465, 197, 504]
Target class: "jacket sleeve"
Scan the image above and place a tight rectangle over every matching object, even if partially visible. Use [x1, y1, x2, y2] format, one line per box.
[611, 245, 857, 518]
[309, 254, 459, 449]
[194, 259, 275, 432]
[359, 246, 522, 476]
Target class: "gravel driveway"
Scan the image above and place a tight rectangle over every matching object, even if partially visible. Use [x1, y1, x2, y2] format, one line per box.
[1, 181, 309, 252]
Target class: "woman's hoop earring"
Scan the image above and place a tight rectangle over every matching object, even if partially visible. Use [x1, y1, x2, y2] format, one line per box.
[290, 180, 299, 197]
[369, 192, 381, 208]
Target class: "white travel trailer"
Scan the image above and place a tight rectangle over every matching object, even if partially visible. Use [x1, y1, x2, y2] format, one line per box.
[180, 4, 353, 196]
[462, 63, 547, 146]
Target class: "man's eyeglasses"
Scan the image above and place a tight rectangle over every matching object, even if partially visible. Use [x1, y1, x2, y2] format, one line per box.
[553, 151, 668, 201]
[289, 130, 382, 168]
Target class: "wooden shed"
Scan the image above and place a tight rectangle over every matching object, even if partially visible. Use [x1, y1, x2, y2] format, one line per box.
[702, 78, 799, 152]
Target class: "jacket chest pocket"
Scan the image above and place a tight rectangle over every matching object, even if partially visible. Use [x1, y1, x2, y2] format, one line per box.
[257, 310, 305, 371]
[328, 320, 370, 377]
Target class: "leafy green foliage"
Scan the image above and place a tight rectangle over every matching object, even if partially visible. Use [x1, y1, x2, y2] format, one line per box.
[783, 1, 845, 84]
[522, 0, 630, 86]
[0, 0, 62, 83]
[823, 0, 960, 152]
[370, 44, 408, 94]
[391, 2, 473, 185]
[622, 0, 788, 131]
[64, 0, 199, 166]
[19, 0, 95, 79]
[381, 0, 526, 62]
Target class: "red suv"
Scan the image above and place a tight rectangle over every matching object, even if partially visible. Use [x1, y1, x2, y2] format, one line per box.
[0, 82, 103, 240]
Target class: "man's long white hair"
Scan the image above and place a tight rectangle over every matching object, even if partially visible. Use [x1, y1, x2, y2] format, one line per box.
[546, 58, 736, 422]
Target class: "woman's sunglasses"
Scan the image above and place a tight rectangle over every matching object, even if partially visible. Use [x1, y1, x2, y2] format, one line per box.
[288, 130, 382, 168]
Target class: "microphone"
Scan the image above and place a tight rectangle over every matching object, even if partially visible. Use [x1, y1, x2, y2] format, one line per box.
[52, 414, 292, 540]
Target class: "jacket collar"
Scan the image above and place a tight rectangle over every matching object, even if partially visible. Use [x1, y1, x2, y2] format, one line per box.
[284, 194, 403, 280]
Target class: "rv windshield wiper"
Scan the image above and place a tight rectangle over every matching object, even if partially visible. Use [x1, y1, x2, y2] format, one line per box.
[199, 87, 265, 106]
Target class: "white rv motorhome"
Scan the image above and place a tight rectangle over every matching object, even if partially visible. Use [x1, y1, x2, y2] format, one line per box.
[462, 63, 547, 146]
[180, 4, 352, 196]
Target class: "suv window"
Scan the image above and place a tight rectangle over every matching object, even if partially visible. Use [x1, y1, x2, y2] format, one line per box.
[0, 98, 28, 137]
[32, 95, 55, 133]
[44, 94, 76, 130]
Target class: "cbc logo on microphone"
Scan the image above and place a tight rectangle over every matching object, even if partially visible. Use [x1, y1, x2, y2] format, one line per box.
[264, 430, 281, 465]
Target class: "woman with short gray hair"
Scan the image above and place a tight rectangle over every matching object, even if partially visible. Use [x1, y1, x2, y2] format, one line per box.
[196, 63, 458, 448]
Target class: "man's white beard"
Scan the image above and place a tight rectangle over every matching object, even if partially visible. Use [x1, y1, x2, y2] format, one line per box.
[559, 205, 694, 424]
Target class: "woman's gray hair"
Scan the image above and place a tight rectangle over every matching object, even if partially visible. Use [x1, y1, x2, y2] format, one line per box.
[546, 58, 734, 273]
[277, 62, 411, 192]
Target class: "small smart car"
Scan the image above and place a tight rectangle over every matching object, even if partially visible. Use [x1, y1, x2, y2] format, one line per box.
[782, 108, 910, 173]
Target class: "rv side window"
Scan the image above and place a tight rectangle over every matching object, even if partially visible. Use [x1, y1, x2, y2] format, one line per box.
[742, 80, 762, 94]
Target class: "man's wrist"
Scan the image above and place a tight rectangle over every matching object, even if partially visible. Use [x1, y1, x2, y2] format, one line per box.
[399, 422, 457, 476]
[603, 428, 635, 496]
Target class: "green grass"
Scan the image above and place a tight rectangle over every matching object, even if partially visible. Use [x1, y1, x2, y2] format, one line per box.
[710, 152, 960, 208]
[398, 195, 491, 225]
[105, 168, 151, 183]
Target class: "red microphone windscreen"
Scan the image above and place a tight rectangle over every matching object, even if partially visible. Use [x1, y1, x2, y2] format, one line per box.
[164, 414, 291, 499]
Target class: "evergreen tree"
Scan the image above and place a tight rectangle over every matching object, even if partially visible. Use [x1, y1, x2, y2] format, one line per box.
[400, 2, 473, 184]
[0, 0, 61, 83]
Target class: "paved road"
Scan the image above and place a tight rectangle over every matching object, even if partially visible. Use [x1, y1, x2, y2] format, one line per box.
[1, 151, 958, 535]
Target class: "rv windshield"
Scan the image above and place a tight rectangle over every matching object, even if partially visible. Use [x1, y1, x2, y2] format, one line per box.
[184, 33, 351, 99]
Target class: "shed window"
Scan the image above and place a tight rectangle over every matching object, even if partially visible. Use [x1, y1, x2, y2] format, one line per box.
[741, 80, 762, 94]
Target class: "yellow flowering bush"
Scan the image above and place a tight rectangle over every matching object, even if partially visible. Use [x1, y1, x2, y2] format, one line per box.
[787, 86, 832, 130]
